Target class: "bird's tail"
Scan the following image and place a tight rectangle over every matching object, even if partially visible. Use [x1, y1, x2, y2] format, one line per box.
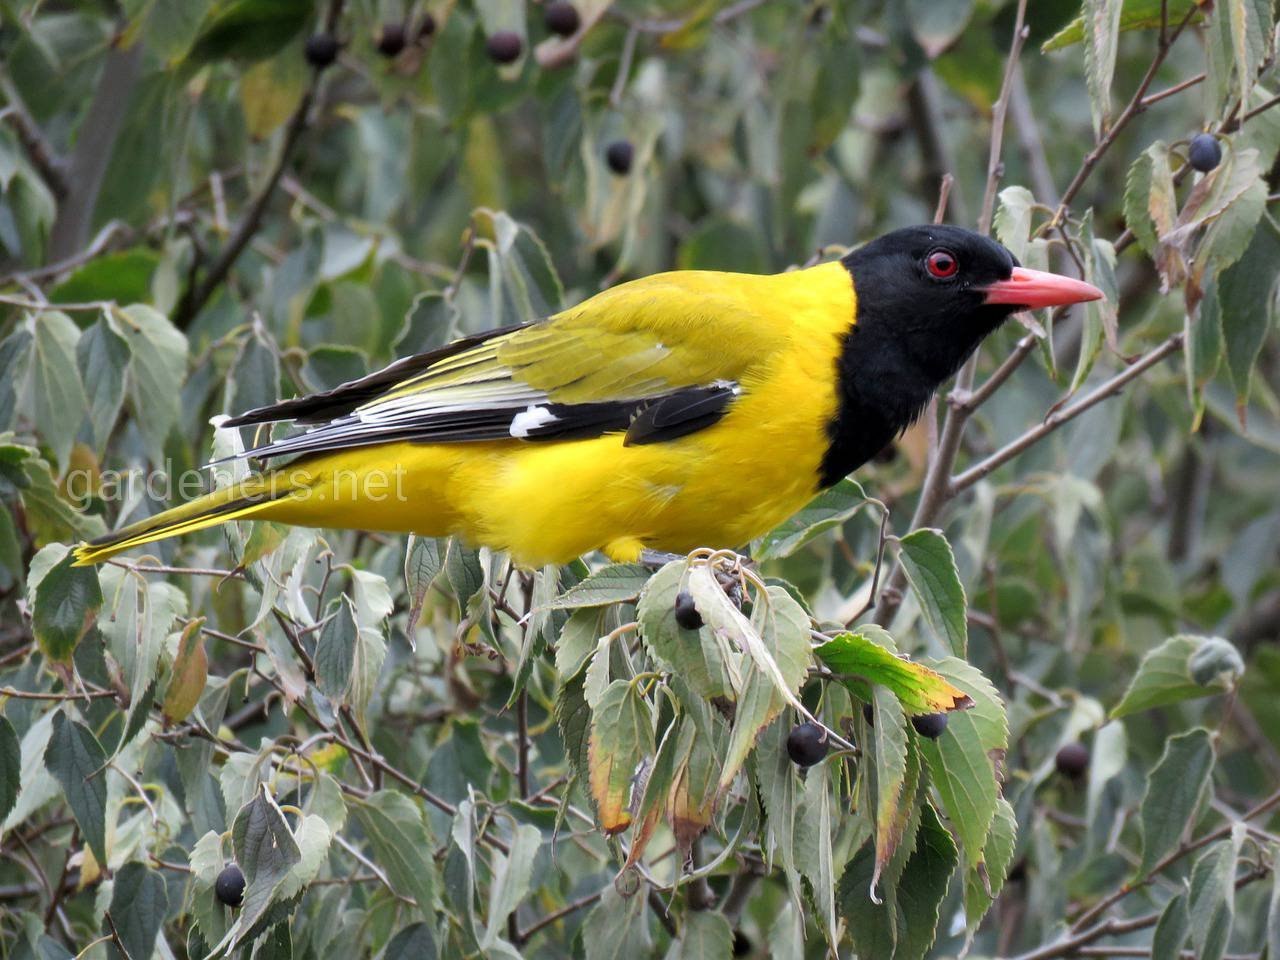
[71, 470, 304, 566]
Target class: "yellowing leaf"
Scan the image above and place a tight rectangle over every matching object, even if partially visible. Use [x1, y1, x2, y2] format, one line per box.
[815, 629, 974, 715]
[163, 618, 208, 724]
[588, 680, 653, 835]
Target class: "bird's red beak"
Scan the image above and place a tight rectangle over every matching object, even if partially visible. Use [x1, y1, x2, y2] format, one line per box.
[981, 267, 1104, 309]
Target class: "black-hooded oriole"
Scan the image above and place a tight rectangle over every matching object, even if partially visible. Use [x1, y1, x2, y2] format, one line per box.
[73, 225, 1102, 567]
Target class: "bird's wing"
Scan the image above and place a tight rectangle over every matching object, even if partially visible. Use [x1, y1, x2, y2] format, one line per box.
[222, 272, 780, 462]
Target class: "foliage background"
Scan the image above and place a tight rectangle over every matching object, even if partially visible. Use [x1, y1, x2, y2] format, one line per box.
[1, 0, 1279, 957]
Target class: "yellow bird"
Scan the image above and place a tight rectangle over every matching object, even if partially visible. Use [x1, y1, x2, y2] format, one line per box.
[73, 226, 1100, 567]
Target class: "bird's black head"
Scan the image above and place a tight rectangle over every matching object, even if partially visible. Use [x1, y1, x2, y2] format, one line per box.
[819, 224, 1102, 486]
[842, 225, 1024, 384]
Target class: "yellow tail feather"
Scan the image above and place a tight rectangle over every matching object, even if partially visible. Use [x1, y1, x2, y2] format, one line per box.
[71, 471, 300, 566]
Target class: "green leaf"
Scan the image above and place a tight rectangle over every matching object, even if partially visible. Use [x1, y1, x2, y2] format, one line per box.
[1217, 214, 1280, 410]
[76, 313, 131, 453]
[30, 310, 88, 469]
[404, 534, 445, 631]
[993, 185, 1035, 263]
[963, 797, 1017, 936]
[230, 786, 302, 941]
[106, 862, 169, 960]
[351, 790, 437, 919]
[839, 802, 958, 960]
[43, 710, 108, 865]
[314, 597, 358, 704]
[1111, 635, 1244, 718]
[637, 560, 734, 701]
[1137, 728, 1215, 875]
[677, 910, 733, 958]
[1082, 0, 1123, 134]
[1188, 826, 1246, 960]
[897, 528, 968, 657]
[1268, 845, 1280, 960]
[717, 584, 813, 793]
[186, 0, 315, 66]
[1042, 0, 1204, 51]
[917, 657, 1007, 866]
[588, 679, 654, 834]
[32, 549, 102, 664]
[383, 923, 439, 960]
[907, 0, 975, 58]
[755, 478, 867, 560]
[1152, 892, 1190, 959]
[277, 814, 333, 900]
[870, 685, 912, 893]
[113, 305, 188, 462]
[0, 715, 20, 824]
[20, 454, 105, 546]
[554, 607, 606, 679]
[1226, 0, 1272, 110]
[815, 628, 974, 714]
[481, 823, 541, 950]
[549, 563, 651, 609]
[582, 886, 652, 960]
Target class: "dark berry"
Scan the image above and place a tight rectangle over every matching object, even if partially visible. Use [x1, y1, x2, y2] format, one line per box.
[304, 33, 340, 68]
[911, 712, 948, 739]
[486, 30, 523, 64]
[1055, 741, 1090, 780]
[732, 929, 752, 956]
[544, 1, 581, 36]
[674, 590, 703, 630]
[1187, 133, 1222, 173]
[215, 864, 245, 907]
[862, 702, 874, 726]
[605, 139, 634, 175]
[786, 721, 829, 767]
[416, 12, 437, 39]
[376, 22, 407, 57]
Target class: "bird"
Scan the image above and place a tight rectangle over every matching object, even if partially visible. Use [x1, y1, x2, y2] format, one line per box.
[72, 225, 1102, 568]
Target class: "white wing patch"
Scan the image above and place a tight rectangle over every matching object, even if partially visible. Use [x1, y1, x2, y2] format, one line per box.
[509, 405, 560, 439]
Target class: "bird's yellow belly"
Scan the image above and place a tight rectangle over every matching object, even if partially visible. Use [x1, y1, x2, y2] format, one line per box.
[266, 351, 837, 565]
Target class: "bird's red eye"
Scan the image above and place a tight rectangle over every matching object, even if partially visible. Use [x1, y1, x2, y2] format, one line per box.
[926, 249, 958, 279]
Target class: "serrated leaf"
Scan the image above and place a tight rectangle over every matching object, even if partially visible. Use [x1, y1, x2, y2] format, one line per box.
[226, 785, 302, 946]
[314, 598, 358, 704]
[191, 830, 224, 887]
[30, 311, 88, 469]
[755, 478, 867, 560]
[32, 549, 102, 664]
[277, 814, 332, 900]
[963, 797, 1017, 936]
[549, 563, 650, 609]
[1112, 634, 1244, 718]
[351, 790, 437, 918]
[870, 685, 911, 895]
[1137, 728, 1215, 875]
[917, 657, 1007, 865]
[113, 304, 188, 461]
[404, 534, 445, 631]
[588, 680, 653, 834]
[1217, 214, 1280, 409]
[838, 802, 958, 960]
[897, 528, 967, 657]
[76, 313, 131, 453]
[637, 560, 735, 701]
[816, 629, 974, 714]
[44, 711, 108, 865]
[106, 862, 169, 960]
